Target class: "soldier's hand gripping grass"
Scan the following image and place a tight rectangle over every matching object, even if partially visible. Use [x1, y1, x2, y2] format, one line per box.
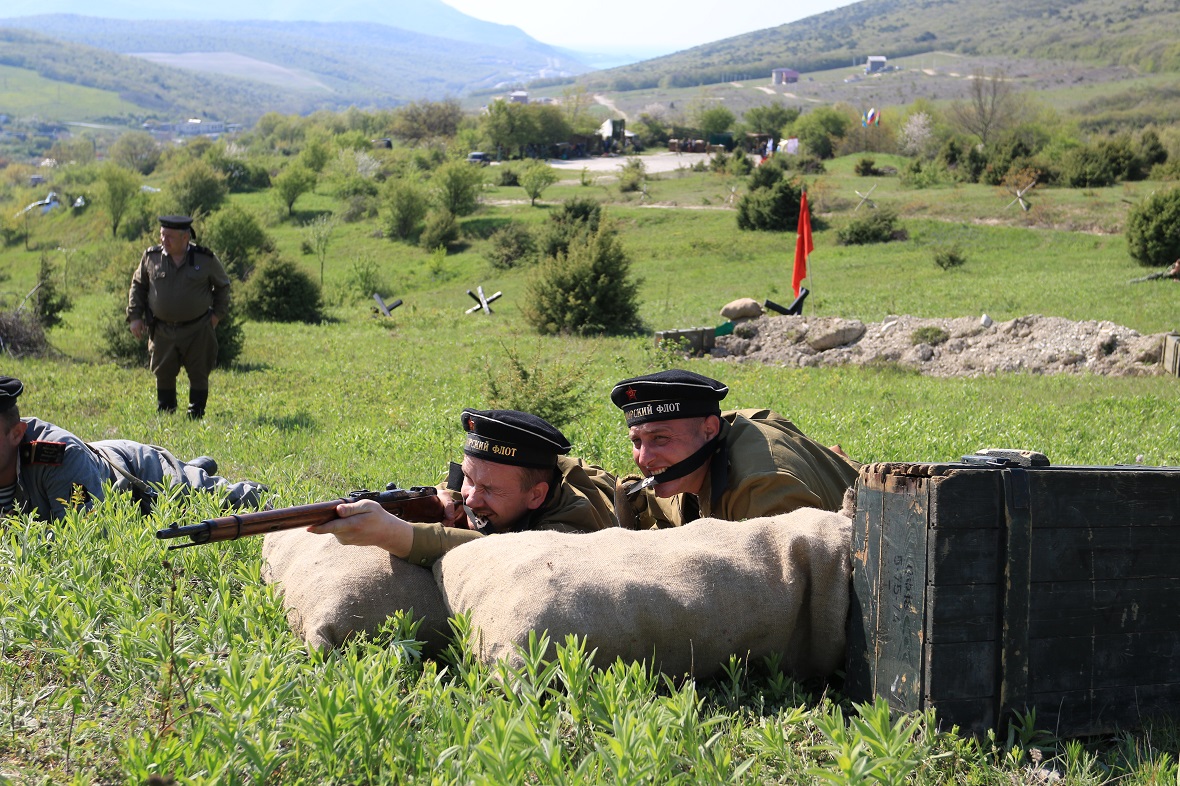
[156, 486, 445, 549]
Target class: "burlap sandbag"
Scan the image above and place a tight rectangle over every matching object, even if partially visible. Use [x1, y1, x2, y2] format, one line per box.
[720, 297, 763, 320]
[433, 507, 851, 678]
[261, 528, 451, 654]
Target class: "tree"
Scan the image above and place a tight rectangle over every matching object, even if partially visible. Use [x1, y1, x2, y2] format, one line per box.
[167, 159, 228, 216]
[791, 107, 852, 159]
[382, 177, 428, 241]
[482, 99, 535, 159]
[431, 160, 483, 217]
[949, 69, 1021, 147]
[273, 164, 317, 217]
[97, 162, 141, 238]
[1126, 188, 1180, 267]
[519, 161, 558, 206]
[744, 103, 800, 139]
[696, 106, 736, 139]
[391, 99, 464, 142]
[304, 214, 338, 285]
[203, 204, 273, 280]
[109, 130, 161, 175]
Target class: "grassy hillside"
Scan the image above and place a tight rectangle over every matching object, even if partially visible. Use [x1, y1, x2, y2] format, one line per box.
[1, 150, 1178, 782]
[0, 63, 143, 118]
[586, 0, 1180, 91]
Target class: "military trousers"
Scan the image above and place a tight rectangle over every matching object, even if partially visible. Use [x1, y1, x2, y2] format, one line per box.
[148, 315, 218, 389]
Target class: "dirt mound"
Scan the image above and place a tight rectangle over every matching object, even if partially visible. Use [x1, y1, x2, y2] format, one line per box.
[712, 314, 1173, 377]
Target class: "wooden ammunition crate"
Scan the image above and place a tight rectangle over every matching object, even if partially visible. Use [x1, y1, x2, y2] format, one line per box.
[845, 460, 1180, 736]
[1164, 334, 1180, 377]
[654, 327, 715, 356]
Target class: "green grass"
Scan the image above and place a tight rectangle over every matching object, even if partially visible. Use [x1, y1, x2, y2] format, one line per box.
[0, 64, 142, 120]
[1, 155, 1179, 783]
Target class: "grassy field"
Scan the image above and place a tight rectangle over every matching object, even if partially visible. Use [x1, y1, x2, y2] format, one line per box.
[1, 156, 1179, 783]
[0, 64, 142, 121]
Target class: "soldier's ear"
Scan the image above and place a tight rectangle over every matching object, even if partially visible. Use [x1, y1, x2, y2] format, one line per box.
[4, 418, 27, 445]
[524, 480, 549, 511]
[701, 414, 721, 441]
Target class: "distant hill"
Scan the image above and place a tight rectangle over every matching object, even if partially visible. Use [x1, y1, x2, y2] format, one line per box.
[1, 0, 547, 52]
[584, 0, 1180, 90]
[0, 16, 591, 122]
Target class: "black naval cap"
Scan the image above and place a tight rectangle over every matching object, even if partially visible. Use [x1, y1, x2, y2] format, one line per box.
[0, 376, 24, 414]
[158, 215, 194, 231]
[460, 408, 571, 469]
[611, 369, 728, 426]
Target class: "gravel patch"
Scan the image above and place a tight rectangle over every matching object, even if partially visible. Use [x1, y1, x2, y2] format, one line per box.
[712, 314, 1174, 377]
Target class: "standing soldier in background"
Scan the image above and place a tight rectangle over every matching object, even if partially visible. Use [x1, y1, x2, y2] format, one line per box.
[127, 215, 230, 419]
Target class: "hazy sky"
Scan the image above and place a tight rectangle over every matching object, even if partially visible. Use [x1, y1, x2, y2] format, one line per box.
[439, 0, 856, 56]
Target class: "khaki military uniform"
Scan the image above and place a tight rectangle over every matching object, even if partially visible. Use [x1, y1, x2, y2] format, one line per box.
[404, 455, 617, 566]
[6, 418, 266, 521]
[637, 408, 860, 528]
[127, 243, 230, 390]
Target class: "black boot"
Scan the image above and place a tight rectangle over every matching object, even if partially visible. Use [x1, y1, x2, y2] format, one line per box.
[157, 387, 177, 414]
[187, 389, 208, 420]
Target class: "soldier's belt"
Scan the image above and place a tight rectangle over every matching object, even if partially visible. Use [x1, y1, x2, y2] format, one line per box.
[155, 309, 211, 327]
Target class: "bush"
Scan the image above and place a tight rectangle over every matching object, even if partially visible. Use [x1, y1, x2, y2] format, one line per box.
[166, 159, 228, 216]
[32, 253, 71, 329]
[494, 165, 521, 187]
[736, 177, 804, 232]
[854, 158, 880, 176]
[203, 204, 273, 280]
[523, 223, 642, 336]
[617, 157, 647, 193]
[382, 178, 428, 242]
[431, 160, 483, 217]
[1060, 146, 1119, 188]
[482, 342, 590, 430]
[836, 209, 903, 245]
[1126, 188, 1180, 267]
[537, 197, 602, 259]
[519, 161, 559, 206]
[0, 309, 51, 358]
[240, 255, 323, 322]
[419, 209, 459, 251]
[933, 245, 967, 270]
[899, 159, 949, 189]
[214, 307, 246, 367]
[486, 223, 536, 270]
[911, 326, 949, 346]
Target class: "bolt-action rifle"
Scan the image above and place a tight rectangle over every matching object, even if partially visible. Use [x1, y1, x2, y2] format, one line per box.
[156, 486, 445, 550]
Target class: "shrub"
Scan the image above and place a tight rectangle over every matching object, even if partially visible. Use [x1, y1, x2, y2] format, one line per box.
[486, 222, 536, 270]
[911, 326, 949, 346]
[836, 209, 902, 245]
[0, 309, 50, 358]
[419, 209, 459, 251]
[203, 204, 273, 280]
[1126, 188, 1180, 267]
[736, 177, 804, 232]
[482, 343, 590, 429]
[273, 164, 317, 217]
[523, 223, 642, 336]
[854, 158, 880, 176]
[166, 159, 228, 216]
[933, 245, 967, 270]
[519, 161, 559, 206]
[382, 178, 428, 242]
[1060, 146, 1118, 188]
[339, 255, 388, 304]
[33, 253, 71, 329]
[899, 159, 949, 189]
[537, 197, 602, 259]
[214, 307, 246, 367]
[494, 165, 521, 187]
[617, 157, 646, 193]
[431, 160, 483, 217]
[240, 255, 323, 322]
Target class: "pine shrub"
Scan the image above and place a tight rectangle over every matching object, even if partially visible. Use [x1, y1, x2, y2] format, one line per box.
[836, 209, 902, 245]
[1126, 188, 1180, 267]
[241, 255, 323, 323]
[419, 209, 459, 250]
[486, 223, 536, 270]
[523, 223, 642, 336]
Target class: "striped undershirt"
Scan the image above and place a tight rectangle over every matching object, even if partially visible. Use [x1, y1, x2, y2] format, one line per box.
[0, 481, 16, 513]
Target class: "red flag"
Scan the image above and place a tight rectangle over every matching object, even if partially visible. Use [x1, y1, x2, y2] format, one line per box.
[792, 190, 813, 297]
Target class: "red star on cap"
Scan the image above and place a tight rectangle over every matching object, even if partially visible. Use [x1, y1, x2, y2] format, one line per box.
[625, 386, 637, 401]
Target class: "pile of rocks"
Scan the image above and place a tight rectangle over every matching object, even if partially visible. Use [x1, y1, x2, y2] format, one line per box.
[711, 301, 1172, 377]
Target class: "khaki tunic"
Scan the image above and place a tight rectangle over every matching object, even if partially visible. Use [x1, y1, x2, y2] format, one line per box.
[127, 243, 230, 386]
[404, 455, 618, 566]
[640, 408, 860, 527]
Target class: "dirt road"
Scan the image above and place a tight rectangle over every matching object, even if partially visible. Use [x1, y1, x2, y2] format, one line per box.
[545, 151, 712, 173]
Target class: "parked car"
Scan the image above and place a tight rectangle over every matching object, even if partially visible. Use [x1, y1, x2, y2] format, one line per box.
[466, 151, 491, 166]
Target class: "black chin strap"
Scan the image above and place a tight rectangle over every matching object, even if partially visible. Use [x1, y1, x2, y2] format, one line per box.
[651, 434, 724, 486]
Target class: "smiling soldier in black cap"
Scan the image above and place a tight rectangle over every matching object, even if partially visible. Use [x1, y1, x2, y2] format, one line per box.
[127, 215, 231, 419]
[610, 369, 859, 527]
[0, 376, 265, 521]
[310, 408, 618, 566]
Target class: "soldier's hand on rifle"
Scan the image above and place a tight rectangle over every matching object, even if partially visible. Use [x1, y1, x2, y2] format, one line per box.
[435, 484, 469, 528]
[309, 499, 414, 558]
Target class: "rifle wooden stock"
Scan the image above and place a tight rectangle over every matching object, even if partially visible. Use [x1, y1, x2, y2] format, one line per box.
[156, 486, 444, 549]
